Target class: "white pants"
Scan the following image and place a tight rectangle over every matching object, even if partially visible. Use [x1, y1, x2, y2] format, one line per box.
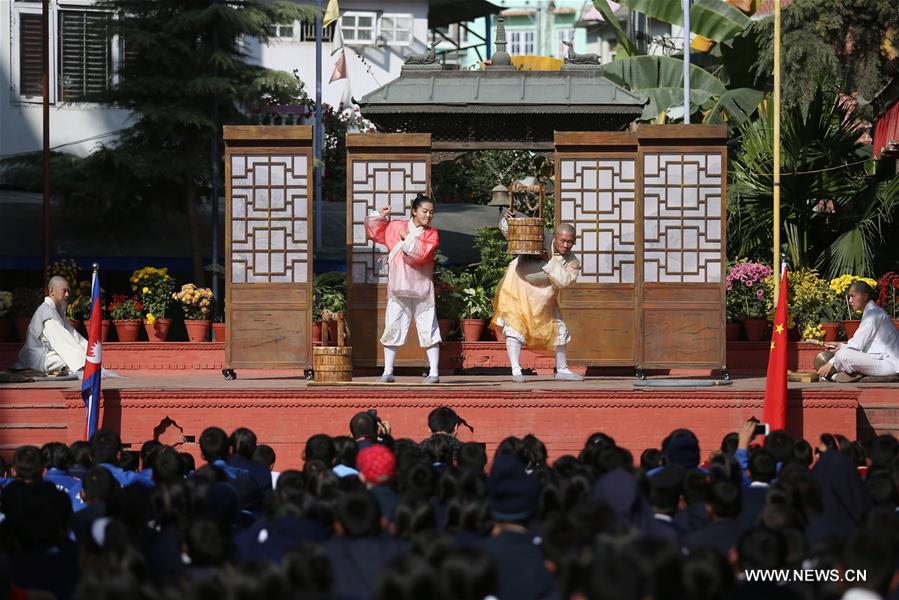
[380, 297, 441, 348]
[43, 320, 86, 373]
[832, 348, 898, 377]
[496, 315, 571, 347]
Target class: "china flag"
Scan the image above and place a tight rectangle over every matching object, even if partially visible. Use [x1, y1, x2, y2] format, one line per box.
[764, 267, 788, 430]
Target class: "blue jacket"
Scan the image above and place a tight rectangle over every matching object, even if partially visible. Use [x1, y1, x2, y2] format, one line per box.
[100, 463, 154, 488]
[45, 468, 85, 511]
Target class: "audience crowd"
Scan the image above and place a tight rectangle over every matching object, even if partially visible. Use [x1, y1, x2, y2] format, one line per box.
[0, 406, 897, 600]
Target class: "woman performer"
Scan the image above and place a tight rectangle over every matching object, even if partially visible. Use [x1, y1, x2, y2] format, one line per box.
[364, 194, 441, 383]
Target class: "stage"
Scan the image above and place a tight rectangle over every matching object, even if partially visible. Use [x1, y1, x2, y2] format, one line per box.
[1, 357, 894, 470]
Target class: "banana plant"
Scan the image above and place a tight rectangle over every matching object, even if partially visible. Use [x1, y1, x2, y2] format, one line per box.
[592, 0, 764, 127]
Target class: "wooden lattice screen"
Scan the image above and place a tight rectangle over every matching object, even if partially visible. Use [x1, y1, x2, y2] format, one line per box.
[346, 133, 431, 368]
[224, 126, 314, 370]
[555, 126, 727, 372]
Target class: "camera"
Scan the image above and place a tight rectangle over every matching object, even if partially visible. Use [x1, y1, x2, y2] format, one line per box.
[749, 417, 769, 437]
[367, 408, 381, 423]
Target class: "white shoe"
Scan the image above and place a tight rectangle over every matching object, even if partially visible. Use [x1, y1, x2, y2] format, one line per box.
[379, 373, 395, 383]
[512, 374, 526, 384]
[423, 375, 440, 384]
[555, 370, 584, 381]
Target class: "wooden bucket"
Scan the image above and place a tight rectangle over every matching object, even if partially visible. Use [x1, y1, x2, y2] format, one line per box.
[313, 346, 353, 382]
[507, 217, 545, 255]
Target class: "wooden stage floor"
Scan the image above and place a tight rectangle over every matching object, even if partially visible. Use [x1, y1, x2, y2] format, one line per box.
[2, 370, 895, 470]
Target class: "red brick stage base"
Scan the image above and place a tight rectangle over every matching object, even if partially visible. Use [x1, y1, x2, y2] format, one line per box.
[1, 368, 894, 472]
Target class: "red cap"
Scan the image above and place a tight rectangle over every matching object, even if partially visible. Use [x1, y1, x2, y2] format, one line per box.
[357, 445, 396, 484]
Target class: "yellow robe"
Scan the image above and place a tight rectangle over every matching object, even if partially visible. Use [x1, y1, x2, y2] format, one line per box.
[491, 252, 581, 351]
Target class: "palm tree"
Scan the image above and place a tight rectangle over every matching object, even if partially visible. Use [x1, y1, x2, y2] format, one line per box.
[728, 87, 899, 277]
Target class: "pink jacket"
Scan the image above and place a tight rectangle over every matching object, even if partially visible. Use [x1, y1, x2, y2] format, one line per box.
[365, 215, 439, 302]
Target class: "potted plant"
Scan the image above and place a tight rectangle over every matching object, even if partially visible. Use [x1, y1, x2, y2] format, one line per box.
[11, 287, 43, 343]
[109, 294, 144, 342]
[173, 283, 214, 342]
[435, 254, 463, 341]
[459, 283, 492, 342]
[0, 291, 12, 342]
[829, 274, 877, 340]
[725, 262, 772, 341]
[67, 293, 90, 336]
[876, 271, 899, 329]
[132, 267, 176, 341]
[313, 272, 347, 344]
[212, 315, 226, 344]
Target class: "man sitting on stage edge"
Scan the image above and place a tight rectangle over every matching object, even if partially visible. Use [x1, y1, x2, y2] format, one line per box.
[492, 210, 583, 383]
[14, 276, 87, 376]
[817, 281, 899, 382]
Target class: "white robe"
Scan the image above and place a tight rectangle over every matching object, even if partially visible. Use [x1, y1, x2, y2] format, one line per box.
[14, 297, 87, 374]
[830, 300, 899, 375]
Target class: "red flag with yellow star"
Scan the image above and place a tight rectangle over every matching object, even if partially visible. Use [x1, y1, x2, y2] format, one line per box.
[764, 267, 789, 430]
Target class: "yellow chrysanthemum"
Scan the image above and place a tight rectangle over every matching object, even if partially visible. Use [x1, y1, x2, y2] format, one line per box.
[146, 313, 156, 324]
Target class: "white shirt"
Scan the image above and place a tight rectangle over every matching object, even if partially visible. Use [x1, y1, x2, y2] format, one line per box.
[844, 301, 899, 368]
[14, 297, 85, 371]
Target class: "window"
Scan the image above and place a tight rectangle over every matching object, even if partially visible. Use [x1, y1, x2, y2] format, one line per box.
[556, 28, 574, 58]
[341, 12, 376, 45]
[58, 10, 112, 101]
[19, 12, 44, 98]
[380, 14, 413, 46]
[508, 30, 535, 55]
[266, 23, 295, 38]
[299, 21, 335, 42]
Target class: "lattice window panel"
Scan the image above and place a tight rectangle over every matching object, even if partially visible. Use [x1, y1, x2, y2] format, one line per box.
[643, 153, 722, 283]
[558, 157, 636, 283]
[350, 159, 428, 284]
[230, 154, 309, 283]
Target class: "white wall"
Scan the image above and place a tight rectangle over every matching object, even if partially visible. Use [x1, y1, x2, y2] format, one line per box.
[0, 1, 131, 164]
[246, 0, 431, 109]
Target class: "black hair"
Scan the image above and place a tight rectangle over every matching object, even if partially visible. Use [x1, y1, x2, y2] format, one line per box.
[398, 460, 436, 501]
[791, 439, 813, 468]
[152, 447, 182, 485]
[843, 528, 896, 596]
[748, 448, 777, 483]
[90, 429, 122, 465]
[495, 436, 525, 462]
[350, 412, 379, 439]
[70, 440, 92, 468]
[620, 536, 683, 600]
[708, 453, 741, 485]
[585, 543, 646, 600]
[867, 434, 898, 468]
[376, 555, 438, 600]
[458, 442, 487, 472]
[682, 468, 709, 504]
[81, 465, 120, 503]
[737, 527, 786, 570]
[283, 544, 334, 597]
[41, 442, 71, 471]
[229, 427, 257, 459]
[719, 432, 738, 455]
[304, 434, 336, 465]
[649, 478, 682, 515]
[849, 280, 875, 301]
[178, 452, 196, 475]
[427, 406, 460, 434]
[333, 436, 359, 468]
[866, 473, 898, 508]
[708, 480, 741, 519]
[199, 426, 229, 462]
[186, 518, 229, 567]
[13, 445, 43, 481]
[253, 444, 277, 469]
[140, 440, 162, 471]
[682, 547, 735, 600]
[437, 546, 498, 600]
[763, 429, 795, 464]
[521, 434, 547, 470]
[119, 450, 139, 472]
[421, 435, 455, 466]
[392, 498, 437, 540]
[411, 194, 435, 212]
[336, 491, 382, 538]
[640, 448, 662, 471]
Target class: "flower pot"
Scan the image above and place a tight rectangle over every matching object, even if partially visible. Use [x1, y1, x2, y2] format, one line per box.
[212, 323, 226, 343]
[437, 318, 453, 341]
[841, 320, 861, 340]
[461, 318, 485, 342]
[312, 322, 323, 345]
[894, 319, 899, 331]
[725, 322, 743, 341]
[742, 319, 769, 342]
[83, 319, 111, 343]
[14, 317, 30, 343]
[114, 319, 142, 342]
[184, 319, 211, 342]
[0, 319, 10, 342]
[143, 318, 172, 342]
[821, 323, 840, 343]
[494, 325, 505, 343]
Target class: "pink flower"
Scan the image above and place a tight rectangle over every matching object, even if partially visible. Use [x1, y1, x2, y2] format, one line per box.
[756, 288, 764, 300]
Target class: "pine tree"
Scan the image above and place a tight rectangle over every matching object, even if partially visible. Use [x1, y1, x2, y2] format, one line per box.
[97, 0, 318, 281]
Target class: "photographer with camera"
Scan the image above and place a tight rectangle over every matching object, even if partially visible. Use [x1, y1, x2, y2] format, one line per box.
[349, 410, 391, 450]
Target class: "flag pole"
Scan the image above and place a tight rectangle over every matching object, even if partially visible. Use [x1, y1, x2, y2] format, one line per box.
[682, 0, 691, 124]
[773, 0, 782, 299]
[314, 0, 324, 251]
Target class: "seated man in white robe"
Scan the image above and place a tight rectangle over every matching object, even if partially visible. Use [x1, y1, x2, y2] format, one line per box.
[817, 281, 899, 382]
[14, 276, 87, 376]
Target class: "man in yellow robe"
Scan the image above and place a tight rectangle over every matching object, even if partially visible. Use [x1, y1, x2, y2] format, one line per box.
[491, 211, 582, 383]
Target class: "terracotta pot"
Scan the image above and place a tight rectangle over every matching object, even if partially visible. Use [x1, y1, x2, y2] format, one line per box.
[83, 319, 111, 342]
[184, 319, 211, 342]
[821, 323, 840, 342]
[143, 318, 172, 342]
[114, 319, 142, 342]
[494, 325, 505, 343]
[841, 320, 861, 340]
[212, 323, 226, 343]
[894, 319, 899, 331]
[312, 322, 323, 344]
[725, 322, 743, 341]
[14, 317, 30, 343]
[0, 319, 10, 342]
[742, 318, 769, 342]
[461, 318, 485, 342]
[438, 318, 453, 341]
